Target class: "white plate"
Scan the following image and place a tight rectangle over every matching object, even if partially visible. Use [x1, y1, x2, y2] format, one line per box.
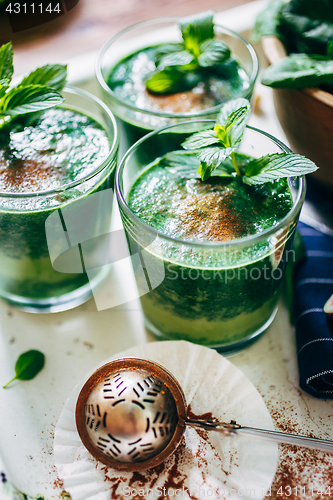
[54, 341, 278, 500]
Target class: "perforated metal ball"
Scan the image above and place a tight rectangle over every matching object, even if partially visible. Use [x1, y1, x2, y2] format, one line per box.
[76, 358, 187, 471]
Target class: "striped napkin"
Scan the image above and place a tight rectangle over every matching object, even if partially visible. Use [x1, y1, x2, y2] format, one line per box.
[295, 221, 333, 398]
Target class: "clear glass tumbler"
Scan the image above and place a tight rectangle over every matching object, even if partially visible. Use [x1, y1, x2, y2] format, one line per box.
[0, 87, 119, 313]
[116, 121, 305, 353]
[96, 17, 258, 148]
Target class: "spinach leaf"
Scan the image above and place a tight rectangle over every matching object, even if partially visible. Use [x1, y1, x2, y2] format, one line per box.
[261, 53, 333, 88]
[251, 0, 285, 43]
[279, 0, 333, 55]
[3, 350, 45, 388]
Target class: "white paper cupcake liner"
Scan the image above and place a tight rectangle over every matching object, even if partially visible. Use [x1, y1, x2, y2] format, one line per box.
[54, 341, 278, 500]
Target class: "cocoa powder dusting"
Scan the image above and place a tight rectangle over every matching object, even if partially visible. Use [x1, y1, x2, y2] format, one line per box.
[264, 405, 333, 500]
[0, 156, 62, 192]
[178, 191, 249, 241]
[99, 405, 238, 499]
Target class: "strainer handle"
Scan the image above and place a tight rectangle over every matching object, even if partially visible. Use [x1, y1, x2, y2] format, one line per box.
[186, 419, 333, 453]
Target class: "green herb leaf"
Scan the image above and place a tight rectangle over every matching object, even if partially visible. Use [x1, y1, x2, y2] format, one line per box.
[197, 145, 235, 166]
[3, 350, 45, 388]
[181, 129, 220, 150]
[158, 50, 196, 68]
[155, 43, 185, 64]
[278, 0, 333, 56]
[160, 151, 201, 178]
[198, 39, 231, 67]
[327, 37, 333, 58]
[19, 64, 67, 91]
[261, 53, 333, 88]
[0, 78, 9, 99]
[251, 0, 284, 43]
[0, 42, 13, 83]
[217, 97, 251, 147]
[198, 156, 233, 181]
[145, 67, 188, 94]
[243, 152, 318, 185]
[180, 10, 215, 54]
[0, 84, 64, 116]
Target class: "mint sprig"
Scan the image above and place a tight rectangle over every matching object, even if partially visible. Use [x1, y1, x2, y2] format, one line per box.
[146, 11, 231, 94]
[181, 97, 318, 184]
[0, 42, 66, 134]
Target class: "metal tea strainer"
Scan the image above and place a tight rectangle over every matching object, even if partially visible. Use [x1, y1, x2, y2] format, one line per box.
[75, 357, 333, 472]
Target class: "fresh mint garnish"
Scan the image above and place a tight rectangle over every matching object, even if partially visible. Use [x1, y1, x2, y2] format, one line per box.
[19, 63, 67, 91]
[146, 11, 231, 94]
[3, 349, 45, 388]
[0, 42, 66, 134]
[0, 42, 13, 83]
[181, 97, 318, 184]
[242, 152, 318, 185]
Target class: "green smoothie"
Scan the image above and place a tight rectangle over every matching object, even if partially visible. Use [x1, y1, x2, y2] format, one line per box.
[126, 154, 293, 349]
[107, 45, 250, 146]
[0, 106, 115, 310]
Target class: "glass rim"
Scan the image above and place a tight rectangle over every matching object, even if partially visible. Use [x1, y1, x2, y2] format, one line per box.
[115, 121, 306, 250]
[0, 86, 119, 199]
[95, 17, 259, 119]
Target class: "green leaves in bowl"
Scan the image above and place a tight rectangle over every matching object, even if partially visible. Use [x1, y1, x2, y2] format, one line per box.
[146, 11, 231, 94]
[0, 42, 67, 135]
[181, 97, 318, 184]
[261, 53, 333, 88]
[253, 0, 333, 90]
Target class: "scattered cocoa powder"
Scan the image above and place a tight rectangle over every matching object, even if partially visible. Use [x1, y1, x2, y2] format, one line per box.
[98, 405, 238, 499]
[264, 405, 333, 500]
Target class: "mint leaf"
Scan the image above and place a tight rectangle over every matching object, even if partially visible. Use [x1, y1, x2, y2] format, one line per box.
[0, 84, 64, 116]
[145, 67, 187, 94]
[182, 129, 220, 150]
[158, 50, 195, 68]
[243, 152, 318, 185]
[217, 97, 251, 147]
[19, 64, 67, 91]
[198, 157, 233, 181]
[180, 10, 215, 54]
[155, 43, 185, 64]
[0, 42, 13, 83]
[197, 146, 235, 167]
[198, 39, 231, 67]
[0, 79, 9, 99]
[3, 350, 45, 388]
[261, 53, 333, 88]
[213, 123, 228, 146]
[327, 37, 333, 58]
[160, 151, 201, 178]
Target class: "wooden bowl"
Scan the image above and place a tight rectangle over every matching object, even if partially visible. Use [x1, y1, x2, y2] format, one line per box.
[262, 36, 333, 192]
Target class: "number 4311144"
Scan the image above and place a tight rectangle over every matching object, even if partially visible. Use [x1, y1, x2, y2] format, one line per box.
[5, 3, 61, 14]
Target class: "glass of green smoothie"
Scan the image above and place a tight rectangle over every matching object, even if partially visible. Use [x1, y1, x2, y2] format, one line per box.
[96, 12, 258, 148]
[116, 115, 308, 353]
[0, 86, 119, 312]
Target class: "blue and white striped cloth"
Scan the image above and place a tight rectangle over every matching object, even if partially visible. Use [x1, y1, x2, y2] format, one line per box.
[295, 222, 333, 398]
